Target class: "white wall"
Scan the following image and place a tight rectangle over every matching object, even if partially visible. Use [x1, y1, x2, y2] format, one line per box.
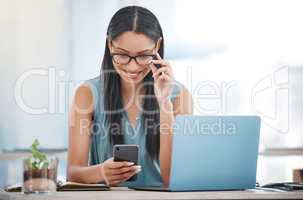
[0, 0, 122, 150]
[0, 0, 72, 149]
[70, 0, 118, 81]
[1, 0, 303, 150]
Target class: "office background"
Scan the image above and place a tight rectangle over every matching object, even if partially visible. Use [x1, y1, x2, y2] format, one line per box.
[0, 0, 303, 188]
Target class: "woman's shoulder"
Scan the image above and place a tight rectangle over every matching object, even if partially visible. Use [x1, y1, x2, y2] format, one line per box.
[72, 76, 103, 114]
[71, 83, 94, 115]
[84, 76, 101, 90]
[82, 76, 103, 103]
[170, 80, 193, 115]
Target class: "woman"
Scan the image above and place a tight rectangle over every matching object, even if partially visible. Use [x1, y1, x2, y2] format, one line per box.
[67, 6, 193, 187]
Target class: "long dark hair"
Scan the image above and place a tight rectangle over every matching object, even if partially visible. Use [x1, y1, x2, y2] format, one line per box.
[101, 6, 164, 160]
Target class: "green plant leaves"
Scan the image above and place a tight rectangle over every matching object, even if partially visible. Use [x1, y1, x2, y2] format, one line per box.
[29, 139, 49, 170]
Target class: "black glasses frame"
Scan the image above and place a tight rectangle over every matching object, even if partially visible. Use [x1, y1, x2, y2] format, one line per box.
[110, 53, 157, 66]
[110, 40, 158, 66]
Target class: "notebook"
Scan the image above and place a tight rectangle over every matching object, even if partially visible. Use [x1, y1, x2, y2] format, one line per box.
[5, 181, 109, 192]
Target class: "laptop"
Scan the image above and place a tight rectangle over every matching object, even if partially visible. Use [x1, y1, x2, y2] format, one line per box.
[129, 115, 261, 192]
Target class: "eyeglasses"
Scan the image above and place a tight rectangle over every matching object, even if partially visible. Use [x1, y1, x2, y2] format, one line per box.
[110, 41, 157, 66]
[111, 53, 156, 66]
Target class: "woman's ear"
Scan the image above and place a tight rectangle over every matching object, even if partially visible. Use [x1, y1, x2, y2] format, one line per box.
[156, 37, 162, 52]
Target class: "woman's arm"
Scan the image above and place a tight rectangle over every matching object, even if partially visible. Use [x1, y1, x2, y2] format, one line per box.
[67, 85, 104, 183]
[67, 85, 141, 185]
[150, 53, 194, 186]
[159, 87, 193, 186]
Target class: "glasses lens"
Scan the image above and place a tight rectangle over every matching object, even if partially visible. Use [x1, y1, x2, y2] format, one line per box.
[136, 55, 154, 65]
[112, 54, 130, 64]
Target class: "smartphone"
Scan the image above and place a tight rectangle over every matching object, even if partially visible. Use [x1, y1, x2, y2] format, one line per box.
[152, 55, 162, 69]
[113, 144, 139, 181]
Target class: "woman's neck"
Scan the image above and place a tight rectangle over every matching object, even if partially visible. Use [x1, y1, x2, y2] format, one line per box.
[121, 80, 144, 104]
[121, 79, 145, 107]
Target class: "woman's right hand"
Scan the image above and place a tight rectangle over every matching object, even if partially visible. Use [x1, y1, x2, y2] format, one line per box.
[100, 157, 141, 186]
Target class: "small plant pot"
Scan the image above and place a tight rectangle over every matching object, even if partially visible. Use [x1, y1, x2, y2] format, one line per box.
[22, 157, 58, 194]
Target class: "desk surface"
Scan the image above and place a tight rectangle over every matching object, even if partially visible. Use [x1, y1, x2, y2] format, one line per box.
[1, 187, 303, 200]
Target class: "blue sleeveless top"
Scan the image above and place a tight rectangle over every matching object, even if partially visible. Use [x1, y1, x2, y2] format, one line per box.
[85, 76, 182, 187]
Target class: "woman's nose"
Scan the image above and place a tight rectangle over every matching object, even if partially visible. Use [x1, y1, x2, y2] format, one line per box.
[126, 58, 141, 71]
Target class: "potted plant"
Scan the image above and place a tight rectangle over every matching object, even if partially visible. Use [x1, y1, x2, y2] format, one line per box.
[23, 139, 58, 194]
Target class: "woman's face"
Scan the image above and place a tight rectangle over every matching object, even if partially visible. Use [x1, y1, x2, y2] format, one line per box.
[109, 31, 160, 85]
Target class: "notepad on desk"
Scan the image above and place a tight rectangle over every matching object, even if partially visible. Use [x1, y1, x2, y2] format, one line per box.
[5, 181, 110, 192]
[58, 181, 109, 191]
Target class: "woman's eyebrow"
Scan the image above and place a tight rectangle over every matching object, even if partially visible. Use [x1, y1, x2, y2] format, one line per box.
[114, 46, 129, 52]
[137, 48, 154, 54]
[113, 45, 154, 54]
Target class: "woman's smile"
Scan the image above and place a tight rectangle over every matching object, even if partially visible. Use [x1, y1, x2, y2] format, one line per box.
[125, 70, 143, 79]
[121, 67, 149, 81]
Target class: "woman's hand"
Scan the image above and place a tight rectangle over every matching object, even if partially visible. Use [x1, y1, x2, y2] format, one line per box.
[149, 53, 174, 107]
[100, 157, 141, 186]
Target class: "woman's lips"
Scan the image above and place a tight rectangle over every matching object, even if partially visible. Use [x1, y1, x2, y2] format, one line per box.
[124, 70, 144, 80]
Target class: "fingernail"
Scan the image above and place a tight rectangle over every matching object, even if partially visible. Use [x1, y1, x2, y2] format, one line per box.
[128, 162, 134, 166]
[133, 166, 141, 171]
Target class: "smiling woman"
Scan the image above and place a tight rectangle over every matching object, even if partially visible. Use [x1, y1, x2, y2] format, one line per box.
[109, 32, 159, 83]
[67, 5, 193, 187]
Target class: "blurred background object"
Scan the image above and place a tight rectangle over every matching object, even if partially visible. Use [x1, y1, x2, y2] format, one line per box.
[0, 0, 303, 188]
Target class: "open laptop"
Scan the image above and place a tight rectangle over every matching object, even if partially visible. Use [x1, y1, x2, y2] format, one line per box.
[129, 115, 261, 192]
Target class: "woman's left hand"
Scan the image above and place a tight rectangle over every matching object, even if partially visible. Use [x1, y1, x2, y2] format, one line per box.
[149, 53, 174, 107]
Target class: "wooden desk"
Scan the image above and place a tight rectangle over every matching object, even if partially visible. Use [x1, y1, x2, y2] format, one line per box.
[1, 187, 303, 200]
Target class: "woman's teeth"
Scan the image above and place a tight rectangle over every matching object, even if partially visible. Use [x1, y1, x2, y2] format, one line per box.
[125, 71, 142, 79]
